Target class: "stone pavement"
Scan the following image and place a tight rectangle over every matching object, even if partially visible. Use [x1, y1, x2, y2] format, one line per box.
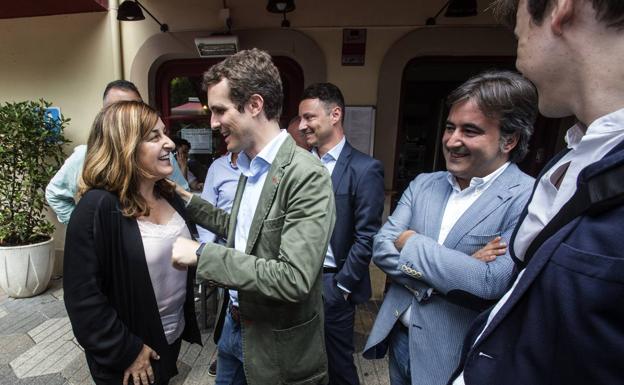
[0, 279, 388, 385]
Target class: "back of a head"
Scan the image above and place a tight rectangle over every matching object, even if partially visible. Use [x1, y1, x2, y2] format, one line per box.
[301, 82, 346, 124]
[202, 48, 283, 121]
[447, 70, 538, 163]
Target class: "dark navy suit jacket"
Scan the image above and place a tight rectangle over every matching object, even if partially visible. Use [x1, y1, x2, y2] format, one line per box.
[452, 139, 624, 385]
[330, 141, 385, 304]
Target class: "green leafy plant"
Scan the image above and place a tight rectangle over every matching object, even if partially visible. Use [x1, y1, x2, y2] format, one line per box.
[0, 100, 69, 246]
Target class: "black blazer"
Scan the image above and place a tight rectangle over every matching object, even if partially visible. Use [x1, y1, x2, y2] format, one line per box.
[64, 189, 201, 384]
[331, 141, 385, 304]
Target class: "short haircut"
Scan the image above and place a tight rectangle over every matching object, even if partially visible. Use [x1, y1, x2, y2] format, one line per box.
[301, 82, 346, 124]
[492, 0, 624, 29]
[80, 101, 174, 217]
[202, 48, 283, 121]
[173, 137, 191, 149]
[103, 80, 141, 100]
[447, 70, 538, 163]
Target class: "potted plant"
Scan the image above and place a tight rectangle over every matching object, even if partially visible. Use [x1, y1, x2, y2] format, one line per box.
[0, 100, 69, 298]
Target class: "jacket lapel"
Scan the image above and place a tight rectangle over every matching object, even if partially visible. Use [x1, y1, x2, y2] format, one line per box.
[423, 177, 452, 240]
[444, 165, 518, 249]
[472, 227, 565, 347]
[331, 141, 352, 193]
[510, 148, 570, 265]
[244, 136, 295, 254]
[226, 174, 247, 248]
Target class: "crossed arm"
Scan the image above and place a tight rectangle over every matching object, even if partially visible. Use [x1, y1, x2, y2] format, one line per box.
[373, 182, 520, 301]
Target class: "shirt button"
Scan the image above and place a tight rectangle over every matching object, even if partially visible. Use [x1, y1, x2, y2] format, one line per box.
[394, 310, 400, 317]
[414, 272, 423, 279]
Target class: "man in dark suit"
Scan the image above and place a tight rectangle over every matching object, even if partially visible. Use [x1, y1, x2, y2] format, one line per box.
[450, 1, 624, 384]
[299, 83, 385, 385]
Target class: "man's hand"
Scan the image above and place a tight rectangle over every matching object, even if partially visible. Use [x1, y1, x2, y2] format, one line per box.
[164, 179, 193, 203]
[395, 230, 417, 251]
[122, 344, 159, 385]
[472, 236, 507, 262]
[172, 237, 201, 269]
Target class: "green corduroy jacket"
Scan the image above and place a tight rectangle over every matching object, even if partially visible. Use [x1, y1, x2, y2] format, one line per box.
[188, 136, 336, 385]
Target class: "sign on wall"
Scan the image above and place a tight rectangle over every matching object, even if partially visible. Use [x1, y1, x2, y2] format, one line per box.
[180, 128, 212, 154]
[344, 106, 375, 156]
[342, 29, 367, 66]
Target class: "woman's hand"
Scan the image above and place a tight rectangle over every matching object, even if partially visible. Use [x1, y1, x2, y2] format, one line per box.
[472, 236, 507, 262]
[123, 344, 160, 385]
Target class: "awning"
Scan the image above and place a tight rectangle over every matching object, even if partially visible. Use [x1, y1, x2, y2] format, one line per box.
[0, 0, 108, 19]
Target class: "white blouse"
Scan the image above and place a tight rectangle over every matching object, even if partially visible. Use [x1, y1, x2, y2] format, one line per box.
[138, 211, 191, 344]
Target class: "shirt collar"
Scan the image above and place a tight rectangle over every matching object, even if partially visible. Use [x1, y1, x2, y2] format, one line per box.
[226, 152, 239, 170]
[564, 123, 586, 150]
[237, 130, 288, 178]
[565, 107, 624, 150]
[446, 161, 510, 193]
[312, 136, 346, 162]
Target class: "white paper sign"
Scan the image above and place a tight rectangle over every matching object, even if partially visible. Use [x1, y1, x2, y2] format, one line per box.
[180, 128, 213, 154]
[344, 106, 375, 156]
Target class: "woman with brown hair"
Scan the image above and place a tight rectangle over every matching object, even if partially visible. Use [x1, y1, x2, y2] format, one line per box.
[63, 101, 201, 385]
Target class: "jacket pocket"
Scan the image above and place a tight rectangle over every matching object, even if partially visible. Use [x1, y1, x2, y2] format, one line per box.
[272, 313, 327, 384]
[263, 214, 286, 232]
[551, 242, 624, 283]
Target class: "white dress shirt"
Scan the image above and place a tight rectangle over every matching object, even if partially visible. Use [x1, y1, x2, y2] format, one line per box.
[399, 162, 510, 327]
[229, 130, 289, 307]
[453, 107, 624, 385]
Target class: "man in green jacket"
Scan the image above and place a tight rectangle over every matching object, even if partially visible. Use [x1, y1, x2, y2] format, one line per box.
[172, 48, 335, 385]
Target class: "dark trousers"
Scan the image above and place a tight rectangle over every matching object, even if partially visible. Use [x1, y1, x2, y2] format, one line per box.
[323, 273, 359, 385]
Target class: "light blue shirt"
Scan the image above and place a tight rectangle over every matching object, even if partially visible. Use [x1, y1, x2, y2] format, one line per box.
[312, 136, 346, 268]
[197, 153, 241, 243]
[45, 145, 190, 224]
[230, 130, 289, 307]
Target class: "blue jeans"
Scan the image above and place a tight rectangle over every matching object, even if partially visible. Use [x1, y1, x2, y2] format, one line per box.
[215, 311, 248, 385]
[388, 324, 411, 385]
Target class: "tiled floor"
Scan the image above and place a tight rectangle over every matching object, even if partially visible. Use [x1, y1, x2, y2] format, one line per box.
[0, 279, 388, 385]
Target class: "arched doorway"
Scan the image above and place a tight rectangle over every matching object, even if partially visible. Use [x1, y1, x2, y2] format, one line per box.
[376, 26, 568, 202]
[154, 56, 304, 182]
[394, 56, 567, 197]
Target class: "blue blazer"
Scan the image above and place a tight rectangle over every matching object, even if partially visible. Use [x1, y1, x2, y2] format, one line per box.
[330, 141, 385, 304]
[363, 164, 533, 385]
[451, 140, 624, 385]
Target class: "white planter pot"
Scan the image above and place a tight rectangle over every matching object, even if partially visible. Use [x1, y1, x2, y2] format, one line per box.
[0, 238, 55, 298]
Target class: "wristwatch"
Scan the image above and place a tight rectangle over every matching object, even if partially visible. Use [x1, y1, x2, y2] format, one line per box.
[195, 242, 206, 258]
